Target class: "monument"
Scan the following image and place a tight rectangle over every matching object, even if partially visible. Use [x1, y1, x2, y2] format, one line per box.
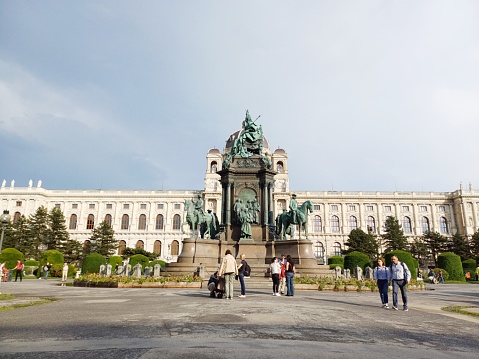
[167, 111, 330, 278]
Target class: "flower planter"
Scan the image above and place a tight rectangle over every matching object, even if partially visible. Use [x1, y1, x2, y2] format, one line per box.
[295, 284, 319, 290]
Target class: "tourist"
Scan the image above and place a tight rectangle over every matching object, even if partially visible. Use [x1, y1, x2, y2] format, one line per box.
[1, 262, 8, 282]
[390, 255, 411, 311]
[237, 254, 247, 298]
[218, 249, 238, 300]
[427, 269, 437, 284]
[14, 260, 24, 282]
[373, 258, 390, 309]
[279, 254, 287, 295]
[475, 265, 479, 281]
[437, 270, 444, 284]
[208, 271, 220, 298]
[285, 255, 295, 296]
[44, 262, 52, 280]
[62, 262, 69, 282]
[270, 257, 281, 296]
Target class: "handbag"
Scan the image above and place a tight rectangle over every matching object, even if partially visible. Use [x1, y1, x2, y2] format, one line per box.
[235, 274, 239, 280]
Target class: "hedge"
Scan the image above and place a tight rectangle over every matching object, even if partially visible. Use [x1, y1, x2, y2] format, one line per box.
[0, 248, 24, 269]
[438, 253, 465, 281]
[129, 254, 149, 270]
[149, 259, 167, 268]
[462, 259, 476, 278]
[384, 250, 417, 279]
[328, 256, 344, 265]
[329, 263, 344, 270]
[82, 253, 106, 274]
[344, 251, 370, 272]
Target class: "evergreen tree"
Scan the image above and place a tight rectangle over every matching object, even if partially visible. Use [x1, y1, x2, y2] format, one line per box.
[422, 231, 448, 266]
[344, 228, 378, 259]
[470, 230, 479, 257]
[9, 215, 30, 254]
[382, 216, 408, 252]
[408, 237, 429, 267]
[450, 233, 471, 260]
[63, 239, 84, 264]
[48, 207, 70, 251]
[25, 206, 49, 260]
[90, 221, 117, 256]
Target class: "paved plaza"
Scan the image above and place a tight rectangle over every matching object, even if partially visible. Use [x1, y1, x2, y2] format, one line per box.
[0, 280, 478, 358]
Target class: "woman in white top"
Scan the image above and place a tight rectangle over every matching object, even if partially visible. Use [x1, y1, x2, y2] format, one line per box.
[270, 257, 282, 296]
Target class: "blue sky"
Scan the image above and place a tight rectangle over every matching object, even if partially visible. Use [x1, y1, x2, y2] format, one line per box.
[1, 1, 478, 192]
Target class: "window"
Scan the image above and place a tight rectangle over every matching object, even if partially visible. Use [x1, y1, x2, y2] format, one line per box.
[55, 204, 61, 208]
[348, 216, 358, 231]
[367, 216, 376, 233]
[13, 212, 21, 224]
[384, 206, 392, 212]
[402, 216, 412, 234]
[118, 240, 126, 256]
[140, 204, 147, 210]
[86, 214, 95, 230]
[156, 214, 164, 230]
[331, 215, 340, 233]
[211, 161, 218, 173]
[89, 204, 95, 209]
[106, 204, 112, 209]
[333, 242, 342, 256]
[276, 161, 284, 173]
[174, 204, 181, 210]
[402, 206, 410, 212]
[313, 215, 322, 233]
[121, 214, 129, 230]
[171, 240, 179, 255]
[438, 206, 446, 212]
[72, 204, 78, 209]
[420, 206, 427, 212]
[157, 204, 164, 210]
[366, 205, 374, 212]
[138, 214, 147, 230]
[136, 240, 144, 249]
[348, 205, 356, 211]
[16, 201, 22, 207]
[331, 205, 338, 211]
[123, 204, 130, 210]
[153, 240, 162, 255]
[314, 241, 324, 259]
[440, 217, 448, 234]
[173, 214, 181, 230]
[313, 205, 321, 211]
[104, 214, 112, 227]
[69, 214, 77, 230]
[421, 217, 430, 233]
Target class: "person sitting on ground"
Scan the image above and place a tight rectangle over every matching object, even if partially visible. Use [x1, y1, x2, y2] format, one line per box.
[437, 270, 444, 284]
[427, 269, 437, 284]
[207, 271, 220, 298]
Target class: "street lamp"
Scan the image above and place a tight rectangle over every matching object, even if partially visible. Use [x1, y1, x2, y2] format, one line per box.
[0, 210, 12, 254]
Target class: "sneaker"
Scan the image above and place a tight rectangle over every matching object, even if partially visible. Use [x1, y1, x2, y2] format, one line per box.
[276, 293, 281, 296]
[385, 304, 390, 309]
[381, 304, 386, 308]
[238, 295, 246, 298]
[403, 307, 408, 311]
[392, 306, 398, 310]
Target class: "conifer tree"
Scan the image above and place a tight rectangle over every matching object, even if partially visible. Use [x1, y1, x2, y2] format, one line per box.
[422, 231, 448, 266]
[450, 233, 471, 260]
[90, 221, 118, 256]
[408, 237, 429, 267]
[25, 206, 50, 259]
[470, 230, 479, 257]
[344, 228, 378, 259]
[382, 216, 408, 252]
[48, 207, 70, 251]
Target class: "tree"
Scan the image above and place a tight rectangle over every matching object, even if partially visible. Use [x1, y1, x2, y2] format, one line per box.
[25, 206, 49, 260]
[422, 231, 448, 267]
[344, 228, 378, 259]
[450, 233, 471, 261]
[121, 247, 157, 261]
[382, 216, 408, 252]
[471, 230, 479, 257]
[90, 221, 117, 256]
[63, 239, 84, 264]
[48, 208, 70, 251]
[408, 237, 429, 267]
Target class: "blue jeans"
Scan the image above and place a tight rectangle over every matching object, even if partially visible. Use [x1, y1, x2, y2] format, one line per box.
[392, 279, 408, 308]
[44, 270, 49, 280]
[377, 279, 389, 305]
[286, 272, 294, 296]
[239, 273, 245, 295]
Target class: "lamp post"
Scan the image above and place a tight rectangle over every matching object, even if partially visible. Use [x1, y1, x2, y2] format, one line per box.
[0, 210, 12, 255]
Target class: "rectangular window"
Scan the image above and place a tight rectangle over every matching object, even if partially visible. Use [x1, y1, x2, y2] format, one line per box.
[331, 205, 338, 211]
[348, 205, 356, 211]
[123, 204, 130, 210]
[384, 206, 392, 212]
[366, 205, 374, 211]
[55, 204, 61, 208]
[72, 204, 78, 209]
[402, 206, 410, 212]
[140, 204, 147, 210]
[174, 204, 181, 210]
[438, 206, 445, 212]
[313, 205, 321, 211]
[157, 204, 164, 210]
[89, 204, 95, 209]
[106, 204, 113, 209]
[16, 201, 22, 207]
[420, 206, 427, 212]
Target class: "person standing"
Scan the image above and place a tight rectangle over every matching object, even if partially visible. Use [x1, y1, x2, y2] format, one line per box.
[62, 262, 69, 282]
[285, 255, 295, 296]
[44, 262, 52, 280]
[389, 255, 411, 311]
[14, 260, 24, 282]
[237, 254, 247, 298]
[270, 257, 281, 296]
[373, 258, 390, 309]
[278, 254, 287, 295]
[475, 265, 479, 281]
[218, 249, 238, 300]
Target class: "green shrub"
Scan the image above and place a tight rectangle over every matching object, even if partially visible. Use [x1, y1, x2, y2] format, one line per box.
[109, 256, 123, 267]
[82, 253, 106, 274]
[24, 260, 39, 266]
[328, 256, 344, 265]
[344, 251, 370, 271]
[462, 259, 476, 278]
[149, 259, 166, 268]
[40, 250, 64, 266]
[385, 250, 417, 279]
[0, 248, 24, 269]
[329, 263, 344, 270]
[438, 253, 465, 281]
[129, 254, 149, 269]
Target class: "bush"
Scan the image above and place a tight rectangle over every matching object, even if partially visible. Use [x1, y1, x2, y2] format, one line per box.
[149, 259, 166, 268]
[328, 256, 344, 265]
[329, 263, 344, 270]
[344, 251, 370, 272]
[438, 253, 465, 281]
[462, 259, 476, 278]
[24, 260, 39, 266]
[129, 254, 149, 269]
[109, 256, 123, 267]
[384, 250, 417, 279]
[82, 253, 106, 274]
[0, 248, 24, 269]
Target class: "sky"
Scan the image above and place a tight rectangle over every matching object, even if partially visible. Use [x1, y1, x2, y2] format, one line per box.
[1, 1, 478, 193]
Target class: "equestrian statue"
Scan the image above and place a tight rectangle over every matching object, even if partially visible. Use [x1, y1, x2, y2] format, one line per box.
[276, 197, 314, 240]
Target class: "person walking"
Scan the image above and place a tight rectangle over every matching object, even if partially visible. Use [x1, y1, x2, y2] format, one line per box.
[14, 260, 24, 282]
[62, 262, 69, 282]
[390, 255, 411, 311]
[237, 254, 247, 298]
[218, 249, 238, 300]
[44, 262, 52, 280]
[270, 257, 282, 296]
[285, 255, 295, 296]
[373, 258, 390, 309]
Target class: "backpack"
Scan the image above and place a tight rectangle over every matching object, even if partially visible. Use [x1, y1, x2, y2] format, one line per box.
[44, 265, 49, 272]
[244, 262, 251, 277]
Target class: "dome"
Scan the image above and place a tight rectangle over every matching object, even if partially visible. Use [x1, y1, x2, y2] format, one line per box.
[208, 148, 221, 154]
[225, 130, 269, 150]
[273, 148, 286, 155]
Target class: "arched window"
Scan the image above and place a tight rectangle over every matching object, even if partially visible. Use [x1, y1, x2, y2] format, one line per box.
[136, 240, 144, 249]
[331, 215, 340, 233]
[349, 216, 358, 231]
[211, 161, 218, 173]
[421, 217, 430, 233]
[104, 214, 112, 227]
[333, 242, 342, 256]
[83, 240, 91, 255]
[153, 240, 161, 255]
[367, 216, 376, 233]
[171, 240, 179, 255]
[314, 241, 324, 259]
[86, 214, 95, 230]
[121, 214, 129, 230]
[313, 215, 322, 233]
[440, 217, 448, 234]
[402, 216, 412, 233]
[13, 212, 21, 224]
[276, 161, 284, 173]
[118, 240, 126, 255]
[173, 214, 181, 230]
[69, 214, 77, 230]
[155, 214, 164, 230]
[138, 214, 147, 230]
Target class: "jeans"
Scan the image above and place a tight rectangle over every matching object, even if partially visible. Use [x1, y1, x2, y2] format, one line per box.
[392, 279, 408, 308]
[224, 273, 234, 299]
[239, 273, 245, 295]
[286, 272, 294, 296]
[44, 270, 49, 280]
[377, 279, 389, 305]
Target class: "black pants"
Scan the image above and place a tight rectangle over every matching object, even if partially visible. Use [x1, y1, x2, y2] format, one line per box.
[15, 269, 22, 282]
[272, 273, 280, 293]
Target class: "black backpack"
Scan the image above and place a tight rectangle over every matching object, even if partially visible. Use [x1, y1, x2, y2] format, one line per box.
[244, 262, 251, 277]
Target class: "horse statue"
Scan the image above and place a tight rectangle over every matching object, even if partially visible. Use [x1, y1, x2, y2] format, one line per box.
[183, 199, 206, 238]
[276, 200, 314, 240]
